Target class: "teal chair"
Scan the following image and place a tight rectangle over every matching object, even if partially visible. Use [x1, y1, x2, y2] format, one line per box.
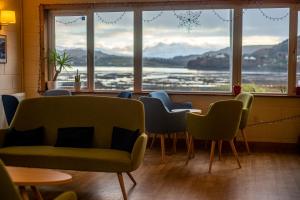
[186, 100, 243, 173]
[235, 93, 254, 153]
[0, 160, 77, 200]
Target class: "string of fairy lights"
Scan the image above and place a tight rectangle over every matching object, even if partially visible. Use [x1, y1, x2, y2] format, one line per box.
[55, 0, 290, 31]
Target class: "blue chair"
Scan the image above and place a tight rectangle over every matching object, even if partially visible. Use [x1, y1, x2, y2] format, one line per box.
[1, 95, 19, 126]
[149, 90, 192, 111]
[140, 96, 189, 162]
[117, 91, 132, 99]
[44, 89, 72, 96]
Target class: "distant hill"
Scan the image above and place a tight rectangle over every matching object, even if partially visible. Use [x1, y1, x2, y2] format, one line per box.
[187, 39, 290, 72]
[60, 40, 292, 72]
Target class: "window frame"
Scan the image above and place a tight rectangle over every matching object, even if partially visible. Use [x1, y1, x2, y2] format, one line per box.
[41, 1, 299, 96]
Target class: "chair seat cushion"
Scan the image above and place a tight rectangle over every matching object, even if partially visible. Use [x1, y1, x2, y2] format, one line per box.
[0, 146, 133, 172]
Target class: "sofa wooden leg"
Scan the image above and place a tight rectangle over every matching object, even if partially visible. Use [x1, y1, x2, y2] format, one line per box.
[126, 172, 137, 185]
[117, 173, 127, 200]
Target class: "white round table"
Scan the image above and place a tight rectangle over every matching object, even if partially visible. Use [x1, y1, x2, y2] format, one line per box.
[171, 108, 202, 114]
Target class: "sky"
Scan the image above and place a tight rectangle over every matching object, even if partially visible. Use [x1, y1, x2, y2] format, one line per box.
[55, 8, 290, 58]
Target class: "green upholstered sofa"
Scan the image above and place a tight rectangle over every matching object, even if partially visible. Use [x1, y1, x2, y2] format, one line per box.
[0, 96, 147, 200]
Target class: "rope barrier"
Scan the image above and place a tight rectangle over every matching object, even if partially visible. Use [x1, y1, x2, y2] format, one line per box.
[248, 114, 300, 127]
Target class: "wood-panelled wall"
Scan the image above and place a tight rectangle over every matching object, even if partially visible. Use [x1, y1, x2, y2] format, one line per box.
[0, 0, 22, 94]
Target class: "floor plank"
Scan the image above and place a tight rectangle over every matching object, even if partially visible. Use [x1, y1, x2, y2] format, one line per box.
[38, 148, 300, 200]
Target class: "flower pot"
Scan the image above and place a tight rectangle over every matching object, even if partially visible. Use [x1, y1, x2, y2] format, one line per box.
[233, 84, 241, 96]
[47, 81, 57, 90]
[74, 82, 81, 92]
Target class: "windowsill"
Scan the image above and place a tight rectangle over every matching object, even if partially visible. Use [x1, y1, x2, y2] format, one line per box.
[70, 90, 300, 98]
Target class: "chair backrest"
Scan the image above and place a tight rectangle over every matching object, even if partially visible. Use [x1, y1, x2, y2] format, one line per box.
[139, 96, 171, 133]
[188, 100, 243, 140]
[0, 160, 22, 200]
[44, 89, 72, 96]
[11, 96, 145, 148]
[117, 91, 132, 99]
[1, 95, 19, 126]
[235, 93, 254, 129]
[149, 91, 172, 111]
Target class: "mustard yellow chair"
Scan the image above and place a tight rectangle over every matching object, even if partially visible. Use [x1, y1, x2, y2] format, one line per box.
[235, 93, 254, 153]
[186, 100, 243, 173]
[0, 160, 77, 200]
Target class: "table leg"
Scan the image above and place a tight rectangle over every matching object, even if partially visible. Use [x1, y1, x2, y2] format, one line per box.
[19, 186, 29, 200]
[31, 186, 44, 200]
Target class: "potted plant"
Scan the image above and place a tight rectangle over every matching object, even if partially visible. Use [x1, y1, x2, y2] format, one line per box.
[48, 50, 73, 90]
[74, 69, 81, 92]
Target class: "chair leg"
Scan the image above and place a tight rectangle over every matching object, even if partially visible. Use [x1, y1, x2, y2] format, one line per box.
[209, 140, 216, 173]
[150, 134, 157, 150]
[126, 172, 137, 185]
[185, 132, 189, 153]
[241, 129, 250, 154]
[30, 186, 43, 200]
[160, 134, 166, 162]
[172, 133, 177, 153]
[191, 136, 195, 158]
[19, 186, 30, 200]
[117, 173, 127, 200]
[218, 140, 223, 161]
[185, 135, 193, 165]
[229, 140, 242, 169]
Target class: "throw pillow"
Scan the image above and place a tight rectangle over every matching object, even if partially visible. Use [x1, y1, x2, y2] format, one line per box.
[3, 127, 45, 147]
[111, 126, 140, 153]
[55, 127, 94, 148]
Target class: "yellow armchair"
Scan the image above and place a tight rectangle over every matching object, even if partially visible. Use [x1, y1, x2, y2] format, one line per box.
[186, 100, 243, 173]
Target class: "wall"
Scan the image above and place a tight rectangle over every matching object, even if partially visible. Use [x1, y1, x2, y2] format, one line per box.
[0, 0, 22, 95]
[22, 0, 300, 143]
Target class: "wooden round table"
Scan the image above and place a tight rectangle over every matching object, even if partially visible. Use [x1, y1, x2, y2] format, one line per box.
[6, 166, 72, 200]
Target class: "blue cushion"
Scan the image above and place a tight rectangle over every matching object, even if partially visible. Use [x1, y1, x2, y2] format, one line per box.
[111, 127, 140, 152]
[3, 127, 44, 147]
[55, 127, 94, 148]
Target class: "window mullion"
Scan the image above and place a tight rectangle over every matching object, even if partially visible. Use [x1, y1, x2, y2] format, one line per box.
[134, 9, 143, 93]
[232, 7, 243, 93]
[288, 6, 297, 96]
[87, 10, 95, 92]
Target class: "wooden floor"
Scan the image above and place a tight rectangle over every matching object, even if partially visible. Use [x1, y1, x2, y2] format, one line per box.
[37, 145, 300, 200]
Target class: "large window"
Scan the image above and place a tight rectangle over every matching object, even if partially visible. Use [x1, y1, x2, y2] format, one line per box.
[47, 2, 300, 95]
[94, 11, 134, 90]
[242, 8, 289, 94]
[54, 15, 87, 88]
[142, 9, 233, 92]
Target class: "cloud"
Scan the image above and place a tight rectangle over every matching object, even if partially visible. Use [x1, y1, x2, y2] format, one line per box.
[54, 8, 289, 54]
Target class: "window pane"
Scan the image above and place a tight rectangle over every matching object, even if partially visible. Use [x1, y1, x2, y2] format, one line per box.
[55, 16, 87, 89]
[94, 12, 134, 90]
[142, 9, 233, 92]
[242, 8, 289, 94]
